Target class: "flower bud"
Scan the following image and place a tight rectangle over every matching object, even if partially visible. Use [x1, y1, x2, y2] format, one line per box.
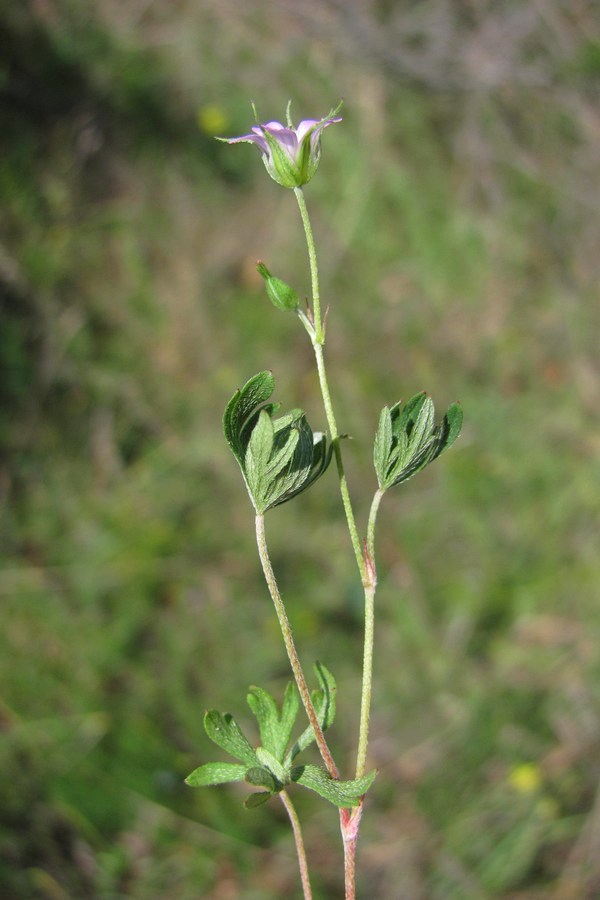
[257, 262, 299, 311]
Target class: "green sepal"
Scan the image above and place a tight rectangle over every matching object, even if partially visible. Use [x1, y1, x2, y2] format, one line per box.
[244, 791, 272, 809]
[291, 764, 377, 808]
[286, 662, 336, 764]
[203, 710, 258, 767]
[185, 762, 247, 787]
[223, 372, 333, 513]
[374, 392, 463, 491]
[257, 262, 299, 311]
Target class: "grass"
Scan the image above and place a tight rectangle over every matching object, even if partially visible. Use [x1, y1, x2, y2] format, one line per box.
[1, 2, 599, 897]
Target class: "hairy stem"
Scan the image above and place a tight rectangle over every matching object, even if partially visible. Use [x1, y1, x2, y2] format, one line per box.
[293, 186, 366, 584]
[280, 790, 312, 900]
[294, 186, 382, 895]
[356, 488, 383, 778]
[255, 514, 339, 779]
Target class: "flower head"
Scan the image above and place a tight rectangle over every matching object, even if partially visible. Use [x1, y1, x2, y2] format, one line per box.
[219, 102, 342, 188]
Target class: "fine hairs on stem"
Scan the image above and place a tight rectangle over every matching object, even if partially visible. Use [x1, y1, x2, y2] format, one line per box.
[186, 103, 463, 900]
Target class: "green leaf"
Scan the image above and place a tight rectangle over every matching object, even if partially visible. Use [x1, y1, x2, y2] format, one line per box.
[247, 686, 281, 758]
[255, 747, 289, 786]
[287, 663, 337, 763]
[373, 406, 392, 486]
[292, 765, 377, 808]
[247, 682, 300, 764]
[185, 762, 247, 787]
[375, 393, 463, 491]
[223, 372, 333, 513]
[278, 682, 300, 760]
[245, 791, 272, 809]
[203, 710, 258, 767]
[245, 765, 277, 792]
[223, 371, 278, 465]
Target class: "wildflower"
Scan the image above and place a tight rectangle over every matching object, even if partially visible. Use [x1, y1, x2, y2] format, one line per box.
[219, 103, 342, 188]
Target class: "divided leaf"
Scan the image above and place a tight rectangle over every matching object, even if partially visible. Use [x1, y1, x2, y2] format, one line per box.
[223, 372, 333, 513]
[291, 765, 377, 808]
[203, 710, 258, 767]
[287, 662, 337, 763]
[247, 682, 300, 763]
[374, 392, 463, 491]
[185, 762, 247, 787]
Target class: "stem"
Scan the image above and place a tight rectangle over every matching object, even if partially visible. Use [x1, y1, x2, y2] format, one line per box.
[280, 790, 312, 900]
[293, 186, 324, 343]
[293, 187, 366, 584]
[255, 514, 339, 780]
[355, 489, 384, 778]
[340, 804, 363, 900]
[294, 186, 382, 895]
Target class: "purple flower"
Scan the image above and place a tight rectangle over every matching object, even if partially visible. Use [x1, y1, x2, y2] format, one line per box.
[220, 104, 342, 188]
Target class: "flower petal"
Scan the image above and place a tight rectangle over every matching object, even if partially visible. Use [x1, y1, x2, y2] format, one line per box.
[261, 123, 299, 161]
[224, 132, 269, 153]
[295, 119, 320, 142]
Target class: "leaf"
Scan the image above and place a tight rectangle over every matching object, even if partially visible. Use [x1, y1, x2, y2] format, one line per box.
[255, 747, 289, 786]
[247, 682, 300, 764]
[185, 762, 247, 787]
[375, 393, 463, 491]
[222, 372, 332, 513]
[373, 406, 392, 486]
[278, 682, 300, 760]
[223, 371, 277, 465]
[245, 791, 272, 809]
[247, 686, 281, 758]
[287, 663, 337, 763]
[245, 765, 277, 792]
[292, 765, 377, 808]
[203, 710, 258, 767]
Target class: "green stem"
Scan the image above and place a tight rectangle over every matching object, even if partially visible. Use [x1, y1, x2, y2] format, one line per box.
[255, 514, 339, 780]
[355, 489, 384, 778]
[280, 790, 313, 900]
[293, 187, 366, 584]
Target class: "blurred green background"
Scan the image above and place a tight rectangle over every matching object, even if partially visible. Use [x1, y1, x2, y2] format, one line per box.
[1, 2, 599, 898]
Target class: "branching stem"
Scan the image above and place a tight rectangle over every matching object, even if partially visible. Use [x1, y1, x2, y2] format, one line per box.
[293, 186, 387, 896]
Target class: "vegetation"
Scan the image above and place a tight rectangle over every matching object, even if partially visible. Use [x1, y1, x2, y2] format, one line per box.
[1, 2, 599, 897]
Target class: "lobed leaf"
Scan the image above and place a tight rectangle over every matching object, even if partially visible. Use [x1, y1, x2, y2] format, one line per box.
[291, 764, 377, 808]
[223, 372, 332, 513]
[203, 710, 258, 767]
[245, 791, 272, 809]
[245, 765, 277, 792]
[287, 662, 337, 763]
[255, 747, 289, 786]
[375, 393, 463, 491]
[185, 762, 247, 787]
